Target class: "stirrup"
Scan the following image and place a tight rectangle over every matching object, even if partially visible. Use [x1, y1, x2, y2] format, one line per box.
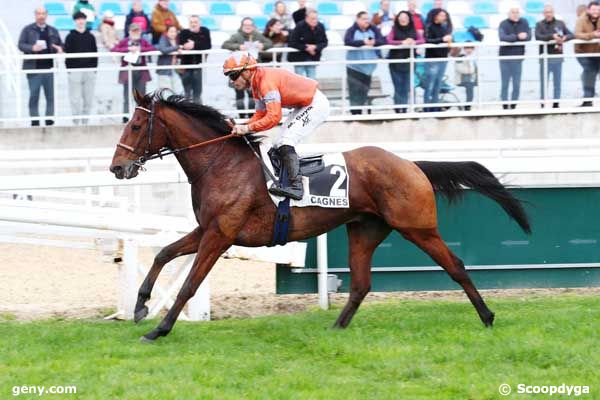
[269, 184, 303, 200]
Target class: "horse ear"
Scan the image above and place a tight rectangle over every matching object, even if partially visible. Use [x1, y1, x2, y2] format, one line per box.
[133, 89, 145, 105]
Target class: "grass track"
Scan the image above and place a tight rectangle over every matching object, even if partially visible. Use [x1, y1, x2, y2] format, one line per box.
[1, 296, 599, 399]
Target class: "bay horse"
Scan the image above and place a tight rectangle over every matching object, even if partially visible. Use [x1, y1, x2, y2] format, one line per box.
[110, 90, 531, 342]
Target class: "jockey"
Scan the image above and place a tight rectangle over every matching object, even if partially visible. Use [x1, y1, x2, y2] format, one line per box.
[223, 51, 330, 200]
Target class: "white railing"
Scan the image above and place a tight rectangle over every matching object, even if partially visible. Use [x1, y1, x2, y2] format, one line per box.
[2, 38, 600, 126]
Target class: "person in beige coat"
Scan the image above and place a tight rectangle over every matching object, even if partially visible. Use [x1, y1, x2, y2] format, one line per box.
[99, 10, 119, 49]
[575, 1, 600, 106]
[151, 0, 180, 44]
[454, 45, 478, 110]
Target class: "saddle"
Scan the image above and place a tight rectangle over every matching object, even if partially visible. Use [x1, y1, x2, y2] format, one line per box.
[267, 147, 325, 177]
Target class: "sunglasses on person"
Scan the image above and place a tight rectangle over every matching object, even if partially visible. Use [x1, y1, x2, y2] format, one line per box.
[225, 70, 243, 81]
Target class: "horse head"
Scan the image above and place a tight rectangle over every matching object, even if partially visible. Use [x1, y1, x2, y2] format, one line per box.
[109, 90, 170, 179]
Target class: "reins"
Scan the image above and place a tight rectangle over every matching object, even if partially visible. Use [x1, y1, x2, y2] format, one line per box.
[117, 105, 236, 166]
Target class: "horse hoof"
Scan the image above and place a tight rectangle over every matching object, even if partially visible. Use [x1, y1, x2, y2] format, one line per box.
[483, 312, 495, 328]
[134, 306, 149, 324]
[139, 335, 155, 344]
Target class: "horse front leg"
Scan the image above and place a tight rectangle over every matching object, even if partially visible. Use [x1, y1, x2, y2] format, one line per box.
[134, 227, 204, 323]
[140, 227, 232, 342]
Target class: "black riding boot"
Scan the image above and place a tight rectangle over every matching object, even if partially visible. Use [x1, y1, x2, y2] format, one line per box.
[269, 145, 304, 200]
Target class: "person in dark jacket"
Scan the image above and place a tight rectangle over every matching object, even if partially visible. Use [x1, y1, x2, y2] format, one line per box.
[179, 15, 212, 103]
[424, 9, 452, 112]
[18, 6, 63, 126]
[498, 7, 531, 109]
[288, 9, 328, 78]
[386, 11, 417, 113]
[292, 0, 307, 24]
[425, 0, 453, 33]
[125, 1, 151, 37]
[535, 4, 573, 108]
[344, 11, 385, 115]
[157, 25, 181, 92]
[64, 12, 98, 125]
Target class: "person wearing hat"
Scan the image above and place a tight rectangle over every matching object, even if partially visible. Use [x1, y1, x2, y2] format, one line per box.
[99, 10, 118, 49]
[223, 51, 330, 200]
[112, 23, 156, 123]
[72, 0, 96, 30]
[64, 11, 98, 124]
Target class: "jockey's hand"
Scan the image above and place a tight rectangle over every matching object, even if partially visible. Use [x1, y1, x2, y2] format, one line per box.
[232, 124, 249, 136]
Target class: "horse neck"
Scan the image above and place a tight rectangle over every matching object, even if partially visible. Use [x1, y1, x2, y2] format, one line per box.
[161, 109, 249, 183]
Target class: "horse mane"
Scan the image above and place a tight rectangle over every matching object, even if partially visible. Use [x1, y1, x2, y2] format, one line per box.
[144, 89, 263, 144]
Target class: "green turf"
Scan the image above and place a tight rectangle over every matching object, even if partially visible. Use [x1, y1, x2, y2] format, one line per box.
[1, 296, 599, 399]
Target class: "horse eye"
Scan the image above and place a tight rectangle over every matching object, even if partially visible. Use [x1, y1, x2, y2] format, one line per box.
[131, 125, 141, 131]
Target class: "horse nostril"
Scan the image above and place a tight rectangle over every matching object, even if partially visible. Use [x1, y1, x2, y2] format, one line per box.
[110, 165, 123, 174]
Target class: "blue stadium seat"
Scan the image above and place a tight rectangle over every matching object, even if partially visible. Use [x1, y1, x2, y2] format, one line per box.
[453, 29, 476, 43]
[254, 16, 269, 31]
[168, 1, 179, 14]
[463, 15, 488, 29]
[210, 3, 235, 15]
[54, 17, 75, 31]
[98, 2, 124, 16]
[525, 1, 544, 14]
[317, 2, 341, 15]
[523, 15, 538, 28]
[263, 3, 274, 15]
[369, 2, 380, 14]
[45, 2, 68, 15]
[473, 1, 497, 14]
[420, 2, 434, 16]
[200, 16, 218, 31]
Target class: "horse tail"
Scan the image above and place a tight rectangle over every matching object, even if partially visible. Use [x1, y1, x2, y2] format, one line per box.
[414, 161, 531, 234]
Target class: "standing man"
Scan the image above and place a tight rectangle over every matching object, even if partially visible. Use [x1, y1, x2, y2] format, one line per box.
[535, 4, 573, 108]
[498, 7, 531, 109]
[72, 0, 96, 30]
[344, 12, 385, 115]
[64, 11, 98, 125]
[288, 9, 328, 79]
[292, 0, 308, 24]
[151, 0, 181, 44]
[18, 6, 63, 126]
[575, 1, 600, 107]
[371, 0, 394, 36]
[179, 15, 212, 103]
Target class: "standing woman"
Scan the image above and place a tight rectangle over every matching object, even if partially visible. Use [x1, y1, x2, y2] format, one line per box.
[424, 9, 452, 112]
[260, 19, 288, 63]
[386, 11, 417, 113]
[157, 25, 181, 91]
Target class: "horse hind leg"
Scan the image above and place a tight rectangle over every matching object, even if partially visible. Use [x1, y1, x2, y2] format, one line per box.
[134, 227, 203, 323]
[333, 216, 391, 329]
[399, 227, 495, 327]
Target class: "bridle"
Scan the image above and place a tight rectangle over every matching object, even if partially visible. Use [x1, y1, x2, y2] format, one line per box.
[117, 104, 236, 168]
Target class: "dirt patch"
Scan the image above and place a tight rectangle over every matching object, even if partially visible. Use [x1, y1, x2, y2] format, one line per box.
[1, 243, 598, 321]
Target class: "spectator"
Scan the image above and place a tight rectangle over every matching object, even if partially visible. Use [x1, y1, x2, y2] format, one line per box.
[407, 0, 425, 39]
[344, 11, 385, 115]
[371, 0, 394, 36]
[386, 11, 417, 113]
[112, 23, 156, 123]
[157, 25, 181, 92]
[151, 0, 180, 44]
[454, 45, 478, 111]
[271, 1, 293, 31]
[18, 6, 63, 127]
[222, 18, 273, 118]
[575, 1, 600, 107]
[577, 4, 588, 17]
[425, 0, 453, 33]
[64, 12, 98, 125]
[125, 1, 151, 37]
[179, 15, 212, 103]
[424, 9, 452, 112]
[99, 10, 119, 49]
[535, 4, 573, 108]
[260, 19, 288, 63]
[498, 7, 531, 109]
[292, 0, 308, 24]
[288, 9, 328, 79]
[72, 0, 96, 30]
